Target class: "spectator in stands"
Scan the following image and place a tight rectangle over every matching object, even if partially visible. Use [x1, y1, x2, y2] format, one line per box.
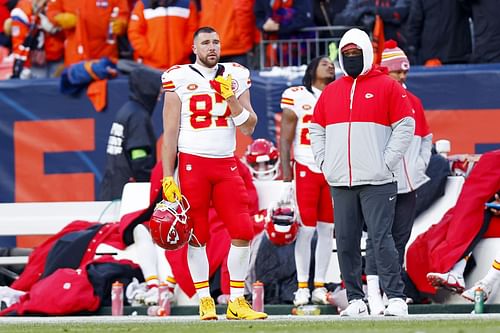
[310, 28, 414, 317]
[0, 0, 17, 50]
[254, 0, 315, 67]
[313, 0, 348, 28]
[311, 0, 349, 56]
[198, 0, 256, 67]
[46, 0, 129, 66]
[364, 40, 432, 315]
[462, 255, 500, 303]
[460, 0, 500, 64]
[128, 0, 198, 70]
[99, 66, 161, 201]
[406, 0, 472, 66]
[406, 150, 500, 297]
[9, 0, 64, 79]
[279, 56, 335, 307]
[335, 0, 411, 56]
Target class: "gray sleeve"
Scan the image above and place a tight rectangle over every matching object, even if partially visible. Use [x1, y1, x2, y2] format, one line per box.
[309, 122, 326, 170]
[420, 133, 433, 167]
[384, 116, 415, 170]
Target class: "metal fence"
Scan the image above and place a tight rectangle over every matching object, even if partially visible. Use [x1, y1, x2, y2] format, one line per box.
[258, 26, 354, 70]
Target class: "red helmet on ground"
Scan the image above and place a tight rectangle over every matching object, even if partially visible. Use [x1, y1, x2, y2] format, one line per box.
[149, 197, 192, 251]
[244, 138, 280, 180]
[265, 201, 298, 246]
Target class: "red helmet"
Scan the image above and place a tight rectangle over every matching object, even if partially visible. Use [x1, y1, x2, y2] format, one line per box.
[149, 197, 192, 251]
[244, 138, 280, 180]
[265, 201, 298, 246]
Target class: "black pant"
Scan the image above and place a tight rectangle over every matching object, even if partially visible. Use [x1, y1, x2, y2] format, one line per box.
[331, 183, 405, 301]
[365, 191, 417, 278]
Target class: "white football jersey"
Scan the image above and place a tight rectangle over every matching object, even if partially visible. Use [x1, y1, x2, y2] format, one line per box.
[161, 62, 251, 157]
[280, 85, 321, 173]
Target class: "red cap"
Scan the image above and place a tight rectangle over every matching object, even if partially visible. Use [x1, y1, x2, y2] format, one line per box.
[341, 43, 361, 53]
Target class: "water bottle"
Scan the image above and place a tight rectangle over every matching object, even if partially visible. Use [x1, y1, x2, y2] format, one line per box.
[107, 7, 119, 44]
[158, 283, 171, 316]
[474, 287, 485, 314]
[111, 281, 124, 316]
[252, 281, 264, 312]
[147, 305, 165, 316]
[292, 305, 321, 316]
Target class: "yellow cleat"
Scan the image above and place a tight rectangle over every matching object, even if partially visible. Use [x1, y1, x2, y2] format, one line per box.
[199, 297, 218, 320]
[226, 296, 268, 320]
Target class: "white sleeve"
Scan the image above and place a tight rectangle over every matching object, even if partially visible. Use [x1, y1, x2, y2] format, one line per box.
[280, 87, 299, 115]
[161, 65, 184, 92]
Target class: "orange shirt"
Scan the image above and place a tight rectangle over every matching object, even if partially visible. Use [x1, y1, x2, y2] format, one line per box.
[199, 0, 256, 57]
[128, 0, 198, 70]
[46, 0, 129, 66]
[10, 0, 64, 66]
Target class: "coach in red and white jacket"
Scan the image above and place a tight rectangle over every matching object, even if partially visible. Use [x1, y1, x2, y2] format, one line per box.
[310, 28, 415, 317]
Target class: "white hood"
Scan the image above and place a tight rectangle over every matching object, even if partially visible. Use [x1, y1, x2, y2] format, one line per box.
[338, 28, 374, 77]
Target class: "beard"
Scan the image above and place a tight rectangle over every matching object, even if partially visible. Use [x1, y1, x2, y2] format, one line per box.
[325, 75, 336, 84]
[198, 53, 219, 68]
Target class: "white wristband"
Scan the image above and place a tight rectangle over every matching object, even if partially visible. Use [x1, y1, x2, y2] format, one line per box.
[232, 109, 250, 126]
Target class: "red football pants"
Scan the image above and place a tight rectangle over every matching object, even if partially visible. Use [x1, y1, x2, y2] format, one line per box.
[294, 162, 334, 226]
[178, 152, 254, 244]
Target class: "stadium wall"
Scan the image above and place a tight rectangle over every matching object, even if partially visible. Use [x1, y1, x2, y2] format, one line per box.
[1, 64, 500, 206]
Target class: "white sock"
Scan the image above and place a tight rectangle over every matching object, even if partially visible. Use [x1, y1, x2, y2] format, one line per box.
[166, 275, 177, 293]
[187, 245, 210, 299]
[314, 222, 334, 284]
[367, 275, 381, 297]
[133, 224, 159, 285]
[482, 259, 500, 286]
[295, 226, 315, 284]
[227, 244, 250, 301]
[451, 256, 469, 277]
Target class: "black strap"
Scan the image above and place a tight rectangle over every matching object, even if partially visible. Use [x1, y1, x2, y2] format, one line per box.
[188, 64, 225, 79]
[215, 64, 225, 77]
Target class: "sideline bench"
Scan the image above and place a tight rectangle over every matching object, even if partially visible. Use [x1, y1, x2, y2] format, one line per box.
[1, 178, 498, 304]
[0, 201, 121, 265]
[0, 182, 151, 265]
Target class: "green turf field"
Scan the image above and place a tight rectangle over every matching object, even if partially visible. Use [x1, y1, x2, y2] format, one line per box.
[0, 319, 499, 333]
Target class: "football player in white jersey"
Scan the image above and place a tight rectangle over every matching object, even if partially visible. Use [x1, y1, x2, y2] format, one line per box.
[160, 26, 267, 321]
[279, 56, 336, 306]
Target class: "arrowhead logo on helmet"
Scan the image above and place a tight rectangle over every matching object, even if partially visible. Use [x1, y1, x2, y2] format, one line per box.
[149, 197, 192, 250]
[266, 201, 298, 246]
[243, 138, 280, 180]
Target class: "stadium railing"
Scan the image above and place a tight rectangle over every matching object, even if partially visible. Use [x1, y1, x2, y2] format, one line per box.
[257, 26, 353, 70]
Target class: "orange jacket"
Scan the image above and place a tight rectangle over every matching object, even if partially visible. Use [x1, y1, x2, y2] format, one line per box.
[199, 0, 256, 57]
[128, 0, 198, 70]
[10, 0, 64, 67]
[46, 0, 129, 66]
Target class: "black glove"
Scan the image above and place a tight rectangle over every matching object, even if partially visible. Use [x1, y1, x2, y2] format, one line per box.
[11, 58, 25, 79]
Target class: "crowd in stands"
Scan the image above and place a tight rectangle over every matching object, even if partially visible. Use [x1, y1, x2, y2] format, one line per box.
[0, 0, 498, 79]
[0, 18, 499, 317]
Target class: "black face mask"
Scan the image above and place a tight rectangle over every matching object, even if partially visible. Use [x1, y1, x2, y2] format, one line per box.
[343, 54, 364, 79]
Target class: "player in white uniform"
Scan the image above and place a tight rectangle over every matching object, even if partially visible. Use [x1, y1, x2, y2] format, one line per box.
[280, 56, 336, 306]
[160, 26, 267, 321]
